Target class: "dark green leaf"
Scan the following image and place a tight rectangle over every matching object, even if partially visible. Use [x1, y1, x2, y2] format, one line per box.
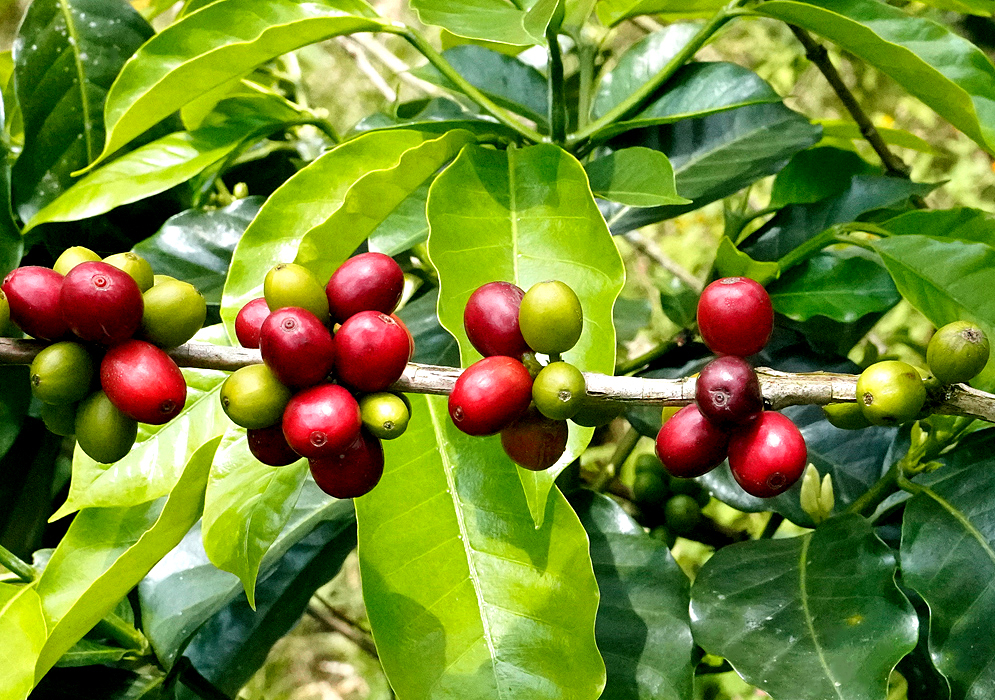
[768, 146, 876, 209]
[571, 490, 693, 700]
[586, 147, 689, 207]
[691, 514, 918, 700]
[397, 287, 460, 367]
[368, 180, 430, 256]
[0, 88, 20, 279]
[410, 0, 559, 46]
[613, 295, 653, 344]
[879, 207, 995, 247]
[0, 366, 30, 462]
[11, 0, 153, 222]
[352, 97, 521, 142]
[54, 639, 132, 668]
[595, 0, 726, 25]
[0, 583, 47, 700]
[656, 277, 697, 328]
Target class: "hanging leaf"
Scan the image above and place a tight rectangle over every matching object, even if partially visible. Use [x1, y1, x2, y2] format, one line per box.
[595, 0, 727, 25]
[410, 0, 559, 47]
[879, 207, 995, 247]
[0, 583, 47, 700]
[768, 146, 877, 210]
[585, 147, 689, 207]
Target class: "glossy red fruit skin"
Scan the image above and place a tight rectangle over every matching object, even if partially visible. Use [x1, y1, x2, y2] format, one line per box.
[500, 408, 568, 471]
[61, 261, 144, 344]
[247, 424, 301, 466]
[235, 298, 270, 348]
[655, 404, 730, 478]
[448, 356, 533, 436]
[100, 340, 187, 424]
[695, 355, 763, 428]
[334, 311, 410, 392]
[282, 384, 362, 459]
[325, 252, 404, 323]
[309, 429, 384, 498]
[1, 266, 68, 340]
[391, 314, 415, 360]
[697, 277, 773, 357]
[463, 281, 531, 359]
[259, 307, 335, 388]
[728, 411, 807, 498]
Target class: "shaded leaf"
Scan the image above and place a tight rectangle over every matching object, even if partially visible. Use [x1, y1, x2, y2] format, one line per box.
[352, 97, 520, 141]
[356, 393, 606, 700]
[691, 514, 918, 700]
[410, 0, 559, 46]
[879, 207, 995, 247]
[768, 146, 876, 209]
[368, 180, 430, 257]
[586, 147, 689, 207]
[595, 0, 726, 25]
[397, 287, 461, 367]
[0, 583, 46, 700]
[0, 366, 30, 462]
[818, 120, 938, 154]
[54, 639, 131, 668]
[0, 89, 20, 279]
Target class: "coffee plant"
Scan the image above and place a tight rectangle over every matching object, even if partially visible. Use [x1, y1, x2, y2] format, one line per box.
[2, 0, 995, 697]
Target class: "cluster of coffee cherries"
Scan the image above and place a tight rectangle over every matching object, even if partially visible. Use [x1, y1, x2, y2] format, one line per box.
[656, 277, 808, 498]
[631, 453, 711, 546]
[223, 254, 413, 498]
[448, 279, 595, 470]
[1, 248, 205, 462]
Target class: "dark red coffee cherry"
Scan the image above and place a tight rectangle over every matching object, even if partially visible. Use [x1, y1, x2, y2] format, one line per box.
[448, 356, 533, 436]
[500, 407, 568, 471]
[282, 384, 362, 459]
[463, 281, 531, 359]
[697, 277, 773, 357]
[259, 307, 335, 388]
[1, 266, 68, 340]
[655, 404, 729, 478]
[728, 411, 807, 498]
[325, 252, 404, 323]
[235, 297, 270, 349]
[247, 424, 301, 467]
[334, 311, 410, 393]
[695, 356, 763, 428]
[391, 314, 415, 360]
[309, 429, 385, 498]
[61, 261, 144, 345]
[100, 340, 187, 424]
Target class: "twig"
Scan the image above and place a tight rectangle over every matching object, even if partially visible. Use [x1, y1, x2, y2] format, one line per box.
[759, 512, 784, 539]
[0, 543, 35, 582]
[308, 599, 379, 660]
[337, 37, 397, 103]
[622, 231, 704, 292]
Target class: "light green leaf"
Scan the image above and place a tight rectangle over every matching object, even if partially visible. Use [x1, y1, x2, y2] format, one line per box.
[879, 207, 995, 247]
[427, 143, 624, 524]
[368, 180, 430, 256]
[714, 237, 780, 284]
[411, 0, 559, 47]
[202, 428, 308, 607]
[0, 583, 46, 700]
[34, 435, 220, 679]
[92, 0, 387, 169]
[585, 147, 689, 207]
[356, 393, 606, 700]
[817, 120, 939, 155]
[595, 0, 726, 25]
[754, 0, 995, 154]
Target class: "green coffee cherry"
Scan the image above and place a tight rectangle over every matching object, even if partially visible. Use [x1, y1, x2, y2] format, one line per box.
[359, 392, 411, 440]
[75, 391, 138, 463]
[632, 470, 669, 506]
[30, 342, 94, 405]
[694, 488, 710, 508]
[532, 361, 585, 420]
[649, 525, 677, 548]
[822, 402, 872, 430]
[153, 274, 177, 285]
[141, 279, 207, 348]
[634, 453, 664, 475]
[570, 400, 622, 427]
[668, 477, 701, 497]
[104, 252, 154, 292]
[664, 494, 701, 535]
[221, 365, 292, 429]
[518, 280, 583, 355]
[927, 321, 990, 385]
[856, 360, 926, 426]
[53, 246, 101, 276]
[41, 402, 77, 437]
[264, 263, 329, 324]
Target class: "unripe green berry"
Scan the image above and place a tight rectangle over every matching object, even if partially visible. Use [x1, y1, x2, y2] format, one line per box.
[30, 342, 94, 405]
[518, 280, 583, 355]
[664, 494, 701, 535]
[141, 279, 207, 348]
[632, 470, 669, 506]
[264, 263, 329, 324]
[856, 360, 926, 426]
[53, 246, 100, 276]
[532, 361, 585, 420]
[668, 477, 701, 496]
[221, 364, 292, 429]
[75, 391, 138, 463]
[634, 453, 665, 475]
[359, 392, 411, 440]
[41, 402, 77, 437]
[927, 321, 990, 385]
[822, 402, 872, 430]
[103, 252, 154, 292]
[649, 525, 677, 548]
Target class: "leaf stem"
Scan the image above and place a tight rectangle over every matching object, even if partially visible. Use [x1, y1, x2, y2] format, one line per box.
[760, 512, 784, 538]
[592, 425, 641, 491]
[546, 28, 568, 144]
[575, 34, 597, 131]
[0, 544, 34, 582]
[94, 612, 151, 653]
[844, 462, 900, 517]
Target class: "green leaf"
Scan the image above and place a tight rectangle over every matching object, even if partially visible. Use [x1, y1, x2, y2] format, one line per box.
[901, 445, 995, 700]
[411, 45, 549, 127]
[585, 147, 690, 207]
[769, 146, 876, 210]
[873, 235, 995, 388]
[220, 128, 474, 340]
[427, 143, 624, 523]
[0, 89, 20, 279]
[353, 97, 522, 142]
[0, 583, 46, 700]
[93, 0, 387, 169]
[769, 250, 899, 323]
[879, 207, 995, 247]
[54, 639, 131, 668]
[753, 0, 995, 154]
[368, 180, 430, 256]
[691, 514, 918, 700]
[11, 0, 153, 222]
[571, 491, 693, 700]
[397, 288, 461, 367]
[817, 120, 939, 155]
[25, 95, 299, 230]
[0, 366, 30, 462]
[34, 435, 220, 679]
[356, 393, 606, 700]
[713, 237, 780, 284]
[201, 428, 308, 607]
[410, 0, 559, 46]
[52, 367, 229, 519]
[595, 0, 726, 25]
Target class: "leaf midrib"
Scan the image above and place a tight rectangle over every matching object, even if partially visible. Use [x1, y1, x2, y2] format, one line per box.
[799, 533, 846, 700]
[56, 0, 95, 162]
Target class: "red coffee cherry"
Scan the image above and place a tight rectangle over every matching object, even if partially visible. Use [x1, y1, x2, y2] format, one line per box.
[325, 252, 404, 323]
[463, 281, 531, 359]
[235, 297, 270, 348]
[282, 384, 362, 459]
[391, 314, 415, 361]
[2, 266, 68, 340]
[500, 407, 569, 471]
[259, 307, 335, 388]
[334, 311, 411, 393]
[697, 277, 773, 357]
[309, 429, 385, 498]
[655, 404, 730, 478]
[101, 340, 187, 424]
[695, 356, 763, 428]
[728, 411, 807, 498]
[61, 261, 144, 345]
[448, 356, 533, 436]
[247, 424, 301, 467]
